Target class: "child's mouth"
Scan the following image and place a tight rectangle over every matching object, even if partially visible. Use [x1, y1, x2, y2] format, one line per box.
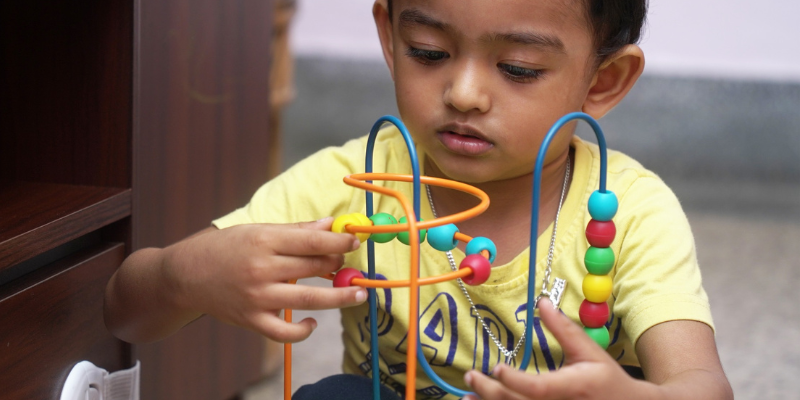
[437, 130, 494, 156]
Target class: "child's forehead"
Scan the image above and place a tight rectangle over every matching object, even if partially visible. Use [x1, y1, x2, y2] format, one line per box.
[392, 0, 590, 37]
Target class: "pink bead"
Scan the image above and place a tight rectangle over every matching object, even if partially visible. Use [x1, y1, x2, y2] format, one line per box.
[333, 268, 363, 288]
[579, 300, 610, 328]
[459, 254, 491, 286]
[585, 219, 616, 248]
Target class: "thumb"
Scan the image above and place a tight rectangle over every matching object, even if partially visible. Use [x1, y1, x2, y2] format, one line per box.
[538, 298, 610, 364]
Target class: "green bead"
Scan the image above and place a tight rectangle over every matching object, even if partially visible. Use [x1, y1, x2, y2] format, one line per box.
[584, 326, 610, 349]
[584, 246, 615, 275]
[397, 216, 426, 245]
[369, 213, 398, 243]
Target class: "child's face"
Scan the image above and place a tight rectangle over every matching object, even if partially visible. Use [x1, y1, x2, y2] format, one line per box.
[377, 0, 597, 183]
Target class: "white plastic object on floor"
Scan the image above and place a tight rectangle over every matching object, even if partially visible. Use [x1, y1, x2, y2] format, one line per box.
[60, 360, 140, 400]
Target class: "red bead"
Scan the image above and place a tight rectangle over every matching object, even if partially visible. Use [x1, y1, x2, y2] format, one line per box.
[333, 268, 363, 288]
[585, 219, 616, 248]
[459, 254, 491, 286]
[579, 300, 610, 328]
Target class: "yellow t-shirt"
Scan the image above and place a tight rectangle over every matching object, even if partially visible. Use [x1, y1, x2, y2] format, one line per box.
[213, 127, 714, 400]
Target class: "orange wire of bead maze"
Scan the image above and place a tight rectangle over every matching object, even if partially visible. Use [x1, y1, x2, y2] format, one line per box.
[283, 172, 491, 400]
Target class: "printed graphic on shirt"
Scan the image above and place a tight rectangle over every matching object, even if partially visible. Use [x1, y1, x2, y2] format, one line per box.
[396, 292, 459, 367]
[354, 289, 594, 399]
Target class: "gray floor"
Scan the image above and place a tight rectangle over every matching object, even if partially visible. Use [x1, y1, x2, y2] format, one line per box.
[247, 56, 800, 399]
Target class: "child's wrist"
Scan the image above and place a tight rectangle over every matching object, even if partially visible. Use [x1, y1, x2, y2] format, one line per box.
[158, 243, 199, 318]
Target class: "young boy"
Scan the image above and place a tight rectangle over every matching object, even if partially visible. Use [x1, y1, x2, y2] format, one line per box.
[104, 0, 733, 399]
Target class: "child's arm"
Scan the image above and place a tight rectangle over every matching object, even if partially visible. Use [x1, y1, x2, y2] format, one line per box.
[104, 217, 367, 344]
[464, 298, 733, 400]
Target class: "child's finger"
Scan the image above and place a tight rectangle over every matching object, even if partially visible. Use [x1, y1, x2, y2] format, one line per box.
[489, 363, 589, 400]
[267, 284, 367, 310]
[290, 217, 334, 231]
[273, 228, 360, 256]
[270, 254, 345, 281]
[254, 314, 318, 343]
[538, 297, 610, 363]
[464, 370, 528, 400]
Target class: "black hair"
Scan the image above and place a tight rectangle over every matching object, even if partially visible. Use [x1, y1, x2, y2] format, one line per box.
[385, 0, 647, 64]
[587, 0, 648, 64]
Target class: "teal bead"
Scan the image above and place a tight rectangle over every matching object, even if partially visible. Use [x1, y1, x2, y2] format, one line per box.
[369, 213, 397, 243]
[588, 190, 618, 221]
[427, 223, 459, 251]
[465, 237, 496, 263]
[584, 326, 610, 349]
[584, 246, 615, 275]
[397, 216, 426, 245]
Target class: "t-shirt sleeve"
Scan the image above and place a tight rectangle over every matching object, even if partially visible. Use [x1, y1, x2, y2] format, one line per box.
[212, 137, 370, 229]
[612, 174, 714, 347]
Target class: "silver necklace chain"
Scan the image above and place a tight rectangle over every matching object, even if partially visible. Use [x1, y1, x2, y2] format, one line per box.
[425, 157, 570, 362]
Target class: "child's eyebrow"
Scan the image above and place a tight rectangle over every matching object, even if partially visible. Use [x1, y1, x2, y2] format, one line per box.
[490, 32, 566, 54]
[398, 8, 450, 32]
[397, 8, 565, 54]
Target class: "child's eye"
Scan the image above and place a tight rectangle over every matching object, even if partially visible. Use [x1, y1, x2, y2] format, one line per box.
[498, 63, 544, 83]
[406, 46, 449, 65]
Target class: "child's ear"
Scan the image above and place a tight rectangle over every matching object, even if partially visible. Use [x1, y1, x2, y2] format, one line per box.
[582, 44, 645, 118]
[373, 0, 395, 81]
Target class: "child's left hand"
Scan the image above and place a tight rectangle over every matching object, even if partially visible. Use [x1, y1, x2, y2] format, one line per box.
[463, 297, 655, 400]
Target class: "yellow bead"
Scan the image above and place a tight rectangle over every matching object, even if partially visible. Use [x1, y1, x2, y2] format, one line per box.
[351, 213, 373, 242]
[352, 212, 372, 227]
[331, 213, 372, 242]
[331, 214, 357, 234]
[582, 274, 613, 303]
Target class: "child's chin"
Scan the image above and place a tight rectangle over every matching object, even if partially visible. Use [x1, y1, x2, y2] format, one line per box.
[435, 162, 499, 184]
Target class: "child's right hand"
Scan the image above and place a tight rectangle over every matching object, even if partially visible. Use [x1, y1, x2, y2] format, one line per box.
[167, 217, 366, 342]
[105, 217, 367, 344]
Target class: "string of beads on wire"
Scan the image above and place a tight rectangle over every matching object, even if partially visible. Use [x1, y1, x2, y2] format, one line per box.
[330, 212, 497, 288]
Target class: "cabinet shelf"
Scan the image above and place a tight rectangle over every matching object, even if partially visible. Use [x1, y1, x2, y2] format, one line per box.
[0, 181, 131, 269]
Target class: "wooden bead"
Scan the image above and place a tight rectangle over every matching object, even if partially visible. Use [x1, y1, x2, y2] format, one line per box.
[459, 254, 491, 285]
[397, 216, 426, 245]
[588, 190, 618, 221]
[582, 274, 613, 303]
[465, 236, 497, 263]
[427, 223, 459, 251]
[332, 213, 372, 242]
[579, 300, 610, 328]
[585, 219, 616, 248]
[369, 213, 397, 243]
[333, 268, 363, 288]
[584, 246, 615, 275]
[331, 214, 367, 242]
[584, 326, 610, 349]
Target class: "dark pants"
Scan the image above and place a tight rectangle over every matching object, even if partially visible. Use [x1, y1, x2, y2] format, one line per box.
[293, 374, 403, 400]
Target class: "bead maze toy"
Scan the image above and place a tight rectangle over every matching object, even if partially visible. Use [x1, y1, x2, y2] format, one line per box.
[283, 113, 617, 400]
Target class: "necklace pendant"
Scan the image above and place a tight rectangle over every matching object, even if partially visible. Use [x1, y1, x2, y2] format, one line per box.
[549, 278, 567, 308]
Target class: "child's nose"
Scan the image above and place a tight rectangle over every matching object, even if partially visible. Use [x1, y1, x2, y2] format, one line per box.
[443, 60, 491, 114]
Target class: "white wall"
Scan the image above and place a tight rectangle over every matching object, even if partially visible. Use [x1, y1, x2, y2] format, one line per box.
[644, 0, 800, 82]
[290, 0, 800, 82]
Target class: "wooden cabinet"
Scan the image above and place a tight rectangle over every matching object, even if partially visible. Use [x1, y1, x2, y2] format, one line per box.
[0, 244, 128, 399]
[1, 1, 274, 398]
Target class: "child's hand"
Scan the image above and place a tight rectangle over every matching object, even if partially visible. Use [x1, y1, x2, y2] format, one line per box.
[463, 298, 655, 400]
[163, 217, 367, 343]
[106, 217, 367, 344]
